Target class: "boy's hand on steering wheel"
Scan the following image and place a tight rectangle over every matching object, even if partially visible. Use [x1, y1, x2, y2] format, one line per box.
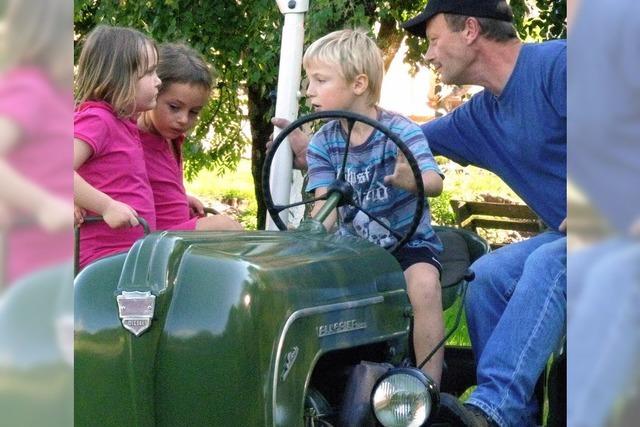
[384, 152, 416, 192]
[102, 200, 139, 229]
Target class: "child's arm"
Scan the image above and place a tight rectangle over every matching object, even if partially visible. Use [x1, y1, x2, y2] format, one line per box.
[74, 138, 140, 228]
[384, 152, 443, 196]
[309, 187, 338, 231]
[0, 117, 71, 231]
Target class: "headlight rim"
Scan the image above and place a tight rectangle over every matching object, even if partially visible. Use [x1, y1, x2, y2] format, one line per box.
[370, 367, 440, 427]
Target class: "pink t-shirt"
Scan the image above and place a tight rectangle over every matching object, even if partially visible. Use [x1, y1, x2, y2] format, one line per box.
[0, 67, 73, 283]
[140, 131, 197, 231]
[75, 101, 156, 269]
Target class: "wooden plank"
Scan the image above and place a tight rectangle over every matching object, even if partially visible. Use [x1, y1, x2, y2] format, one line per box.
[450, 200, 538, 220]
[465, 218, 542, 233]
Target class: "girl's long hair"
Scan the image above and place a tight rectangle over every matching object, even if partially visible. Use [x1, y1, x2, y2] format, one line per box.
[75, 25, 157, 117]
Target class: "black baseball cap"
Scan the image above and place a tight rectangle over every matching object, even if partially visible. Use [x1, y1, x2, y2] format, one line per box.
[402, 0, 514, 38]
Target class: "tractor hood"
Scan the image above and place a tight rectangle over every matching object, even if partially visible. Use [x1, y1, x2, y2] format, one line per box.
[75, 226, 410, 426]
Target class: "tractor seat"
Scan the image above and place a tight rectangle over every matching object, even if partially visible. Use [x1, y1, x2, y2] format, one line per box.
[436, 229, 473, 310]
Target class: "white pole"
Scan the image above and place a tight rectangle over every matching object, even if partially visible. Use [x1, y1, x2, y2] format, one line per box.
[267, 0, 308, 230]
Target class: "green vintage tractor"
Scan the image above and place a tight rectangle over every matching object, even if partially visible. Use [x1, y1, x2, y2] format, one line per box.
[74, 111, 491, 426]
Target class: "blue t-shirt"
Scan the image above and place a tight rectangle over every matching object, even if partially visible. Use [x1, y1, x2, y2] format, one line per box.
[422, 40, 567, 230]
[306, 108, 443, 252]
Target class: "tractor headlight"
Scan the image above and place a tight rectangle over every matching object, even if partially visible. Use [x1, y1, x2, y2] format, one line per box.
[371, 368, 439, 427]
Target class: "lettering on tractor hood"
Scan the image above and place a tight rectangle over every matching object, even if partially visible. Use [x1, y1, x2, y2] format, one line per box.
[317, 319, 367, 337]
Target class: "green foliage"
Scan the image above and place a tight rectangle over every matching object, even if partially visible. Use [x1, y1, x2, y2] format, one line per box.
[510, 0, 567, 41]
[430, 190, 456, 226]
[74, 0, 282, 177]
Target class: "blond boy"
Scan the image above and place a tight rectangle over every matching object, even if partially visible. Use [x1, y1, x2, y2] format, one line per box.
[304, 29, 445, 383]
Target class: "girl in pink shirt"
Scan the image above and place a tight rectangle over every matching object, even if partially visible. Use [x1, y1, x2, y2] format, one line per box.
[0, 0, 73, 284]
[74, 26, 161, 269]
[137, 43, 241, 232]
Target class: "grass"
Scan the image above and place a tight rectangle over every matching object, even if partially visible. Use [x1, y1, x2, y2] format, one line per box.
[186, 158, 255, 201]
[433, 160, 523, 224]
[185, 158, 258, 229]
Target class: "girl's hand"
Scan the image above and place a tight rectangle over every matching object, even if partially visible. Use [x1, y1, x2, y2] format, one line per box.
[102, 200, 139, 229]
[187, 194, 205, 217]
[74, 204, 87, 226]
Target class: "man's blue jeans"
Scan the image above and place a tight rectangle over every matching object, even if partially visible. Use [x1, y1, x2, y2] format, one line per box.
[464, 231, 566, 427]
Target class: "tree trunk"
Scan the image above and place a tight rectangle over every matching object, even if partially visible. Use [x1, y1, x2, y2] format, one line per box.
[377, 16, 404, 71]
[247, 84, 273, 230]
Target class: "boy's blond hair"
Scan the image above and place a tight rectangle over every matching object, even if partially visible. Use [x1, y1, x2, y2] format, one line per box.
[303, 29, 383, 106]
[75, 25, 157, 117]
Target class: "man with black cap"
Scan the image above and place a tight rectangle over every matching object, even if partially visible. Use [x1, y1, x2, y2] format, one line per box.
[403, 1, 566, 426]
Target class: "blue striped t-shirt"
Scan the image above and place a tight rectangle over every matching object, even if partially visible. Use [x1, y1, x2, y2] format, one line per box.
[306, 108, 443, 253]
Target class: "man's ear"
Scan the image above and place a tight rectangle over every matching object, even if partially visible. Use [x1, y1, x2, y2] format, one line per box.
[463, 17, 481, 44]
[352, 74, 369, 96]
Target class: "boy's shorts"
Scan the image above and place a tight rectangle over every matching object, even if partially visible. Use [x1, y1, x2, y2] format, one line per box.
[393, 245, 442, 275]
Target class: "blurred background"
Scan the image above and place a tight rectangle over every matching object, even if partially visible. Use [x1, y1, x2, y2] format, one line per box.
[0, 0, 73, 425]
[567, 0, 640, 426]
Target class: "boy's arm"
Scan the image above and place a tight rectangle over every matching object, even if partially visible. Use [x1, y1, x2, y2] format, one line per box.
[383, 152, 443, 196]
[74, 137, 139, 228]
[309, 187, 337, 231]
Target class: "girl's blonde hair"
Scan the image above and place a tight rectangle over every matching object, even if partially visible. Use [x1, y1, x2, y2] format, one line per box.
[303, 29, 384, 106]
[75, 25, 157, 117]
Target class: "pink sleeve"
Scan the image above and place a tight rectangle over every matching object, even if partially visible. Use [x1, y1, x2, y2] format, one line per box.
[0, 72, 45, 135]
[74, 111, 109, 157]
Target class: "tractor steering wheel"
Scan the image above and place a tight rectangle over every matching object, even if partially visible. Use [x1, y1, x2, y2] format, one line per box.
[262, 110, 425, 253]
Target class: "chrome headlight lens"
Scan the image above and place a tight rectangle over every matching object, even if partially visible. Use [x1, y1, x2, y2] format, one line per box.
[371, 368, 439, 427]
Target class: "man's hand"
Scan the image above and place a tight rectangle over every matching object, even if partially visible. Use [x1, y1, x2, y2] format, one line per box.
[268, 117, 310, 170]
[187, 194, 205, 217]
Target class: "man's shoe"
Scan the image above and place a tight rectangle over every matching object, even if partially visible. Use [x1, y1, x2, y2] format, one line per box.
[437, 393, 498, 427]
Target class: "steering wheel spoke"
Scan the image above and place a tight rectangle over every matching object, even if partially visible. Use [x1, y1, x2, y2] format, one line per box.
[272, 194, 328, 212]
[352, 204, 405, 242]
